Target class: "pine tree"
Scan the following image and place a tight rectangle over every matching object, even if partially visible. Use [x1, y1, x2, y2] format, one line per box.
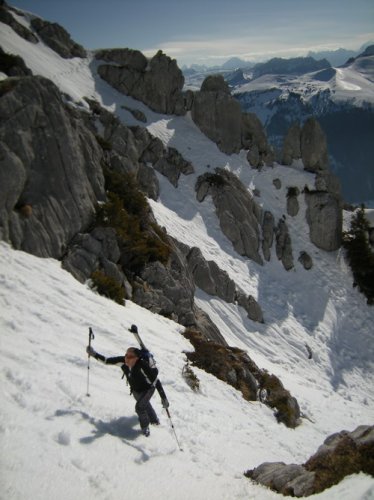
[343, 205, 374, 304]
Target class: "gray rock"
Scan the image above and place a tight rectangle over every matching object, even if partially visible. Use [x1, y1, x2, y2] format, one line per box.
[200, 74, 230, 94]
[154, 147, 194, 187]
[0, 76, 105, 258]
[305, 191, 342, 251]
[282, 122, 301, 165]
[242, 112, 273, 167]
[301, 117, 329, 172]
[287, 187, 300, 216]
[30, 17, 86, 58]
[0, 47, 32, 76]
[315, 171, 341, 197]
[298, 251, 313, 270]
[262, 211, 275, 261]
[185, 246, 236, 302]
[236, 291, 264, 323]
[95, 48, 147, 71]
[196, 169, 263, 264]
[98, 50, 185, 115]
[191, 77, 242, 154]
[122, 106, 147, 123]
[137, 163, 159, 200]
[275, 219, 294, 270]
[0, 3, 38, 43]
[273, 178, 282, 190]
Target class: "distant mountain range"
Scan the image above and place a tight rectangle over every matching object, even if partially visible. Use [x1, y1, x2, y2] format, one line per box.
[183, 45, 374, 205]
[182, 41, 374, 74]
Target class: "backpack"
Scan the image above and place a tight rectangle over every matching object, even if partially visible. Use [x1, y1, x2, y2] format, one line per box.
[138, 348, 157, 369]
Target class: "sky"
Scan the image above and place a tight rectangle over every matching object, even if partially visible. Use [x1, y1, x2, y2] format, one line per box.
[9, 0, 374, 67]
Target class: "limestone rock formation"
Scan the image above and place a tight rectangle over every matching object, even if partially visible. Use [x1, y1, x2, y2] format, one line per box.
[0, 76, 105, 258]
[191, 74, 242, 154]
[298, 251, 313, 270]
[185, 329, 300, 427]
[196, 169, 263, 264]
[286, 187, 300, 216]
[153, 147, 194, 187]
[242, 112, 274, 167]
[246, 425, 374, 496]
[97, 49, 185, 115]
[262, 211, 275, 261]
[305, 191, 342, 251]
[300, 117, 329, 172]
[30, 17, 86, 59]
[0, 1, 38, 43]
[275, 219, 294, 270]
[282, 122, 301, 165]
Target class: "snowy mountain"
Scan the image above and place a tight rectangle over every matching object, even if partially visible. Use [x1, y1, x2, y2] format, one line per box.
[183, 49, 374, 205]
[1, 3, 374, 500]
[231, 51, 374, 205]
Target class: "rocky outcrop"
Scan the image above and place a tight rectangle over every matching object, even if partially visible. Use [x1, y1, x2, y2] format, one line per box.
[286, 187, 300, 216]
[30, 17, 86, 58]
[282, 118, 328, 172]
[236, 291, 264, 323]
[301, 117, 329, 173]
[305, 191, 342, 251]
[0, 2, 38, 43]
[97, 49, 185, 115]
[242, 112, 274, 167]
[245, 425, 374, 496]
[191, 74, 242, 154]
[275, 219, 294, 270]
[282, 122, 301, 165]
[196, 169, 263, 264]
[262, 211, 275, 261]
[298, 251, 313, 270]
[131, 243, 226, 344]
[0, 76, 105, 258]
[0, 47, 32, 77]
[176, 241, 264, 323]
[153, 147, 194, 187]
[184, 329, 300, 427]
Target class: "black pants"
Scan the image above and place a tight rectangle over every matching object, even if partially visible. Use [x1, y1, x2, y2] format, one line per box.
[132, 387, 158, 430]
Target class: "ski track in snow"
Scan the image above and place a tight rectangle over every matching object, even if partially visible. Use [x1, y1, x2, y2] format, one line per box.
[1, 13, 374, 500]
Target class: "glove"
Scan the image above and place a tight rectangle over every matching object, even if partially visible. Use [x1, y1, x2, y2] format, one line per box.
[86, 345, 96, 357]
[162, 398, 169, 409]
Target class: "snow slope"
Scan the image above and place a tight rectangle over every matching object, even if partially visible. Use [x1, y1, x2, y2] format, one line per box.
[1, 9, 374, 500]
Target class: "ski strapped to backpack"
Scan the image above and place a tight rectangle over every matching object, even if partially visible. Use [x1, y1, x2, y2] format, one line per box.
[128, 324, 183, 451]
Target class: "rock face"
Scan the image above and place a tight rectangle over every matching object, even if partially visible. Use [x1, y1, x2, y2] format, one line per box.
[30, 17, 86, 58]
[246, 425, 374, 497]
[242, 112, 274, 167]
[0, 76, 105, 258]
[0, 47, 32, 77]
[300, 117, 329, 172]
[191, 75, 242, 154]
[0, 2, 38, 43]
[177, 241, 264, 323]
[262, 211, 275, 261]
[153, 147, 194, 187]
[184, 329, 300, 427]
[275, 219, 294, 270]
[97, 49, 185, 115]
[196, 169, 263, 264]
[282, 122, 301, 165]
[305, 191, 342, 251]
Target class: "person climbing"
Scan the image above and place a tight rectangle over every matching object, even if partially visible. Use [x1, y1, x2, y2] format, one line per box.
[86, 344, 160, 437]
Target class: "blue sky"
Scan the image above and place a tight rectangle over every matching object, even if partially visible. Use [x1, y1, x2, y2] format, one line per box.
[11, 0, 374, 66]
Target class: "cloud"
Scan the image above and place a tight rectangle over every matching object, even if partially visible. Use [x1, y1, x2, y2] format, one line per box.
[143, 32, 374, 66]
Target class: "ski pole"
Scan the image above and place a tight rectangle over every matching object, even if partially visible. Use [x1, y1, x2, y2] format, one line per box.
[165, 407, 183, 452]
[86, 327, 95, 396]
